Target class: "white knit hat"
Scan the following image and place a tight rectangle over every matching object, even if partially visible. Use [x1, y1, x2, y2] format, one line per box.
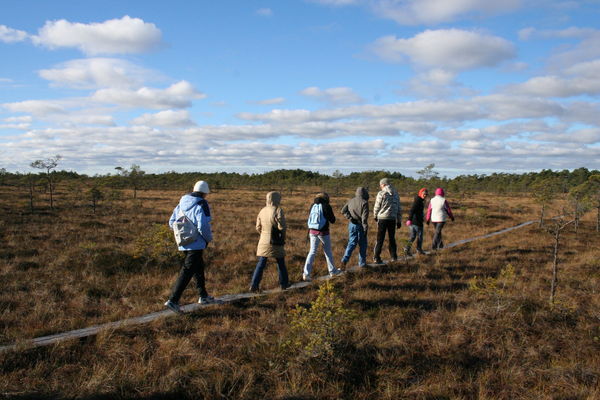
[193, 180, 210, 194]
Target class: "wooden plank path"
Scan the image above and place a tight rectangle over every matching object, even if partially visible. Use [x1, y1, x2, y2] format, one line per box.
[0, 219, 537, 354]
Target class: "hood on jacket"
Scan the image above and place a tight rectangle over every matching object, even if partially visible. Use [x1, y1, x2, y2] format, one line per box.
[179, 193, 204, 211]
[356, 187, 369, 200]
[314, 192, 330, 204]
[266, 191, 281, 207]
[418, 188, 428, 198]
[435, 187, 445, 196]
[383, 184, 395, 195]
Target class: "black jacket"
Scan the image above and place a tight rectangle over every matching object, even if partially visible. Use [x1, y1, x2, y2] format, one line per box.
[407, 195, 425, 227]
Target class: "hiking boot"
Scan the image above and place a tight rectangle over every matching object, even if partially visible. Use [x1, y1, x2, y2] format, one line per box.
[341, 259, 348, 269]
[198, 295, 216, 304]
[404, 247, 412, 256]
[329, 269, 343, 277]
[373, 257, 384, 264]
[416, 249, 426, 255]
[164, 300, 183, 314]
[249, 286, 260, 293]
[302, 274, 311, 282]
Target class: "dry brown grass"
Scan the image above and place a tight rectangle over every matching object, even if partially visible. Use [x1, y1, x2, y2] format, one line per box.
[0, 184, 598, 399]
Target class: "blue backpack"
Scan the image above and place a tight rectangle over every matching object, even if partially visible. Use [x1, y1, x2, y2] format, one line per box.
[307, 203, 326, 230]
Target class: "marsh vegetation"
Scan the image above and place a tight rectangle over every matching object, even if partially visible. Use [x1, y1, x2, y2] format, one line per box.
[0, 179, 598, 399]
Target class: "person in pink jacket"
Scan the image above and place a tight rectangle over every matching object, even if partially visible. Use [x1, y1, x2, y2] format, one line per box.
[425, 187, 454, 250]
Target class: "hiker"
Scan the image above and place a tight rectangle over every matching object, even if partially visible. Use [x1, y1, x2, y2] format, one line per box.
[405, 188, 428, 255]
[302, 192, 342, 281]
[164, 180, 216, 313]
[425, 187, 455, 250]
[250, 191, 290, 292]
[373, 178, 402, 263]
[340, 187, 369, 268]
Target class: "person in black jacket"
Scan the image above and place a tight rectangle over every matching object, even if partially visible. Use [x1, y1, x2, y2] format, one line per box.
[405, 188, 428, 255]
[340, 187, 369, 268]
[302, 192, 342, 281]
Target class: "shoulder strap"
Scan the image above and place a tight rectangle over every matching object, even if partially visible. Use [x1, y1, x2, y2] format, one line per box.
[197, 198, 210, 217]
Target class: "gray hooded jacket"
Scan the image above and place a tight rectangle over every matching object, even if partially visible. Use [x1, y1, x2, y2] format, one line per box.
[341, 187, 369, 232]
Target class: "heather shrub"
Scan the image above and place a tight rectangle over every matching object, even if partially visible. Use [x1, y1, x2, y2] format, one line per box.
[132, 223, 181, 267]
[283, 280, 356, 362]
[469, 263, 515, 311]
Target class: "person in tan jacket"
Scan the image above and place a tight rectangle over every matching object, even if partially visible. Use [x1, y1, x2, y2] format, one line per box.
[250, 191, 290, 292]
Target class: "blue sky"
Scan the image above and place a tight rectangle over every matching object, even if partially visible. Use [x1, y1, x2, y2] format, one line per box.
[1, 0, 599, 177]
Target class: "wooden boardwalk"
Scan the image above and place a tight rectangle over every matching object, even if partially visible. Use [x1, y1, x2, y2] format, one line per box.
[0, 219, 536, 354]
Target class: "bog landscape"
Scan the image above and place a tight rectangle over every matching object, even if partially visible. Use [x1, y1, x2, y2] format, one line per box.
[0, 167, 599, 399]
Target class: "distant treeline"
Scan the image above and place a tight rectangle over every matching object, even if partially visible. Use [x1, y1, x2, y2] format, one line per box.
[0, 167, 597, 194]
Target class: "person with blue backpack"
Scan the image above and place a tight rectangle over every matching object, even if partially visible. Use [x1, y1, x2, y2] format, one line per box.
[302, 192, 342, 281]
[164, 180, 216, 313]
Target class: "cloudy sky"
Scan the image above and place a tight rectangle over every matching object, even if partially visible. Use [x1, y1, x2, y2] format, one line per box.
[1, 0, 599, 177]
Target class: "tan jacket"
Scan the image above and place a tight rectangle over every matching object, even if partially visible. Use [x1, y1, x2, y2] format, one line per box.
[256, 191, 286, 258]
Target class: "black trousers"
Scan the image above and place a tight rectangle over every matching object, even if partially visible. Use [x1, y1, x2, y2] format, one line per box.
[374, 219, 397, 260]
[432, 222, 446, 250]
[169, 250, 208, 303]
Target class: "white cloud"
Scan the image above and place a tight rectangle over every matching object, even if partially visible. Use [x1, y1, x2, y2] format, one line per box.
[31, 16, 162, 55]
[252, 97, 286, 105]
[182, 118, 434, 141]
[532, 128, 600, 144]
[550, 31, 600, 67]
[403, 69, 479, 98]
[519, 26, 599, 40]
[0, 123, 30, 130]
[300, 86, 364, 105]
[55, 114, 116, 126]
[417, 69, 456, 86]
[1, 100, 116, 126]
[477, 94, 565, 120]
[3, 99, 67, 116]
[256, 8, 273, 16]
[507, 59, 600, 97]
[517, 26, 600, 69]
[4, 116, 33, 123]
[131, 110, 195, 127]
[92, 80, 206, 109]
[0, 25, 28, 43]
[2, 116, 598, 174]
[308, 0, 360, 6]
[238, 100, 484, 123]
[508, 75, 598, 97]
[39, 58, 159, 89]
[370, 29, 515, 72]
[320, 0, 523, 25]
[236, 93, 589, 128]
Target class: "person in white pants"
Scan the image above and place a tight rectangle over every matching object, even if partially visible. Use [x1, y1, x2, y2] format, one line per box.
[302, 192, 342, 281]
